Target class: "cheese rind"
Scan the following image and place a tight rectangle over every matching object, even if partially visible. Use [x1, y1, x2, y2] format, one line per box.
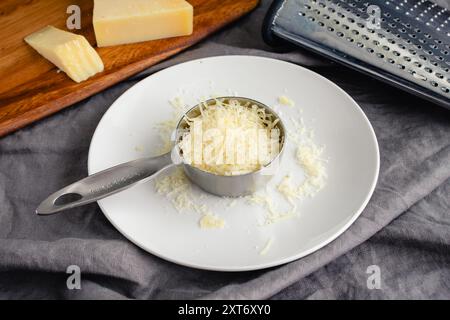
[25, 26, 104, 83]
[93, 0, 194, 47]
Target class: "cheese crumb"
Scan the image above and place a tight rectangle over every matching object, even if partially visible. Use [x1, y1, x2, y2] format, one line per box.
[278, 95, 295, 107]
[247, 192, 297, 226]
[260, 237, 274, 256]
[199, 214, 225, 229]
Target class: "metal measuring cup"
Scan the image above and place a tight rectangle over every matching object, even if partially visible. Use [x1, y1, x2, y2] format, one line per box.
[36, 97, 286, 215]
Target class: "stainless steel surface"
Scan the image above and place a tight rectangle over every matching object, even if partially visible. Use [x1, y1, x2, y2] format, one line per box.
[264, 0, 450, 108]
[36, 153, 174, 215]
[36, 97, 285, 215]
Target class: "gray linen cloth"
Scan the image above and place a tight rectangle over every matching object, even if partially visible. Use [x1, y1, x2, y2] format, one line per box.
[0, 0, 449, 299]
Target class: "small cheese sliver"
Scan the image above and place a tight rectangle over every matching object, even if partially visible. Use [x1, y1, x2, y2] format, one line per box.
[93, 0, 193, 47]
[25, 26, 104, 83]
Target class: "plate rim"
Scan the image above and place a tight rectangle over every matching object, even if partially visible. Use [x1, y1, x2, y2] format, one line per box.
[88, 55, 380, 272]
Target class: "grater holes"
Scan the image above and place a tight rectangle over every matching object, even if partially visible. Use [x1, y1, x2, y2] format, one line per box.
[352, 29, 359, 35]
[373, 40, 380, 46]
[388, 39, 395, 44]
[357, 22, 364, 28]
[346, 37, 354, 42]
[382, 45, 390, 51]
[308, 16, 316, 22]
[387, 58, 395, 64]
[327, 26, 334, 32]
[424, 67, 432, 73]
[393, 51, 400, 56]
[442, 87, 450, 94]
[430, 81, 438, 87]
[333, 19, 340, 24]
[413, 62, 422, 67]
[435, 73, 444, 79]
[367, 47, 374, 53]
[419, 55, 427, 61]
[337, 31, 344, 37]
[362, 35, 369, 40]
[397, 64, 406, 70]
[376, 53, 384, 59]
[343, 24, 350, 30]
[409, 49, 417, 55]
[357, 42, 364, 48]
[403, 56, 412, 62]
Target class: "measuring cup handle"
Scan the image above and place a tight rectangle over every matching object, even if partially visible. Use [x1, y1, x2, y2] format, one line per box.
[36, 153, 174, 215]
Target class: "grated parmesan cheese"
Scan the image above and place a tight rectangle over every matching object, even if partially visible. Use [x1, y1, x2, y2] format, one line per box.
[154, 168, 226, 229]
[246, 192, 297, 226]
[179, 98, 281, 176]
[278, 95, 295, 107]
[199, 214, 225, 229]
[154, 167, 192, 212]
[260, 237, 274, 256]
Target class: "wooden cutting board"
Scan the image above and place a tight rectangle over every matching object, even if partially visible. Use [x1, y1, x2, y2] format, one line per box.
[0, 0, 259, 137]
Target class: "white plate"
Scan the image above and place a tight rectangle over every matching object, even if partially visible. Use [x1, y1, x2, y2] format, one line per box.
[88, 56, 379, 271]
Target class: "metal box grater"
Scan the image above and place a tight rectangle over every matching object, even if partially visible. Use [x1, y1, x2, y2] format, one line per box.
[263, 0, 450, 109]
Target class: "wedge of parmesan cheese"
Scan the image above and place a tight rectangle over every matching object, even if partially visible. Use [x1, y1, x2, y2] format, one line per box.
[24, 26, 104, 83]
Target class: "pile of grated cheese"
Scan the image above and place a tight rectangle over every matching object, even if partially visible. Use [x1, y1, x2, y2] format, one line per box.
[178, 98, 280, 176]
[154, 167, 224, 228]
[247, 95, 328, 225]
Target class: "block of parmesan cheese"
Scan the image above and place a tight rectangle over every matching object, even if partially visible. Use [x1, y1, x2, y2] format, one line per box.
[93, 0, 194, 47]
[25, 26, 104, 83]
